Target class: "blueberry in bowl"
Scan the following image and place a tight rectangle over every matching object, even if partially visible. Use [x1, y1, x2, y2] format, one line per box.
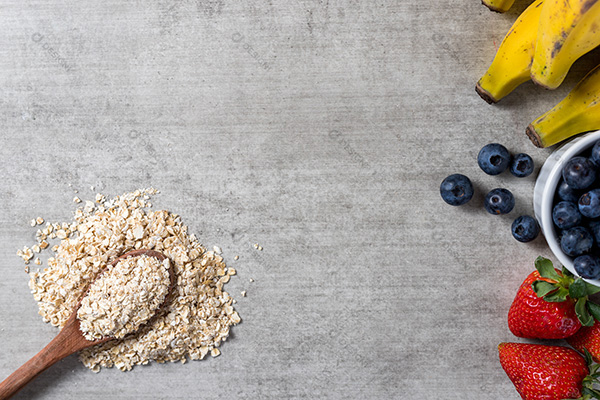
[533, 130, 600, 283]
[562, 156, 596, 190]
[573, 254, 600, 280]
[591, 140, 600, 166]
[557, 180, 581, 203]
[579, 189, 600, 219]
[588, 220, 600, 243]
[560, 226, 594, 257]
[552, 201, 582, 230]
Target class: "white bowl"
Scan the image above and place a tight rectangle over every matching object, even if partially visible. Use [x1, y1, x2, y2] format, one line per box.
[534, 130, 600, 284]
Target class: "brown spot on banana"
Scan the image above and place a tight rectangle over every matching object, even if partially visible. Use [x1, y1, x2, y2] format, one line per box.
[582, 0, 598, 13]
[551, 41, 563, 58]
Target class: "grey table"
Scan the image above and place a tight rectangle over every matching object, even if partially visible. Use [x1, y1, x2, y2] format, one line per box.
[1, 1, 599, 399]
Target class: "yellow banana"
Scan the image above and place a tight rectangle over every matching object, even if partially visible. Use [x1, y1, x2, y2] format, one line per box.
[476, 0, 544, 103]
[527, 63, 600, 148]
[531, 0, 600, 89]
[482, 0, 515, 12]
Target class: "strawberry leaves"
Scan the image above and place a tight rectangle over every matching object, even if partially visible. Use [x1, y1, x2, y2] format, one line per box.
[577, 298, 595, 327]
[572, 350, 600, 400]
[542, 286, 569, 302]
[589, 302, 600, 321]
[535, 256, 561, 280]
[532, 257, 600, 327]
[572, 278, 592, 298]
[580, 387, 600, 400]
[532, 280, 559, 297]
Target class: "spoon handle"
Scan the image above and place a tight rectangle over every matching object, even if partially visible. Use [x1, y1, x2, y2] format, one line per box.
[0, 320, 82, 400]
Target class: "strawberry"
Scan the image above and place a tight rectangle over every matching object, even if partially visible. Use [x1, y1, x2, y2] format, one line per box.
[568, 320, 600, 362]
[498, 342, 600, 400]
[508, 257, 600, 339]
[508, 270, 580, 338]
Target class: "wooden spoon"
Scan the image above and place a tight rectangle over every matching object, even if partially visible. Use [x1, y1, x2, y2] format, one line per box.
[0, 249, 170, 400]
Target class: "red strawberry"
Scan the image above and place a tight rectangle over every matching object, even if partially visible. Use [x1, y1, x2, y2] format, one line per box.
[568, 320, 600, 362]
[508, 269, 580, 338]
[498, 342, 590, 400]
[508, 257, 600, 339]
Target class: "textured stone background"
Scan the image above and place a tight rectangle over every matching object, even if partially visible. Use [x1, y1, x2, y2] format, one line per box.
[1, 1, 600, 399]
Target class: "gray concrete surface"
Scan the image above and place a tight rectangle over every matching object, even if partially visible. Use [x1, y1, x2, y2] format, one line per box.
[1, 1, 600, 399]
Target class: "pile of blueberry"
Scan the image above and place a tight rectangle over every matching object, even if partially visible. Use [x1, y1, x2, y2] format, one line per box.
[440, 143, 539, 243]
[551, 141, 600, 280]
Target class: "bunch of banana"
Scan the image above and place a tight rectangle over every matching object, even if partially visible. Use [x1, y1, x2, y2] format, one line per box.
[477, 0, 600, 147]
[477, 0, 600, 102]
[527, 64, 600, 148]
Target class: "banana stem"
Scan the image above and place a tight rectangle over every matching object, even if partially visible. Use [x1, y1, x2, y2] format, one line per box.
[475, 82, 498, 104]
[482, 0, 516, 12]
[525, 125, 544, 148]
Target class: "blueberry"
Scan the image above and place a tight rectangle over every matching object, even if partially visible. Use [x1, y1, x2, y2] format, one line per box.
[589, 220, 600, 243]
[484, 188, 515, 215]
[440, 174, 474, 206]
[560, 226, 594, 257]
[573, 254, 600, 279]
[552, 201, 582, 229]
[579, 189, 600, 218]
[591, 140, 600, 167]
[562, 156, 597, 189]
[557, 180, 581, 203]
[509, 153, 534, 178]
[511, 215, 540, 242]
[477, 143, 510, 175]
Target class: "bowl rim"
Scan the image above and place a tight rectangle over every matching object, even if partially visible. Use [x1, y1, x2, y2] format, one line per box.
[535, 130, 600, 284]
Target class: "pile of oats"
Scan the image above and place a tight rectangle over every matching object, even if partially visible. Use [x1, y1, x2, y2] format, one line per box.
[77, 255, 171, 341]
[27, 189, 241, 372]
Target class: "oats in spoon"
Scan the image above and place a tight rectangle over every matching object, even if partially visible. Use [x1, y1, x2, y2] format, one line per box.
[77, 255, 170, 341]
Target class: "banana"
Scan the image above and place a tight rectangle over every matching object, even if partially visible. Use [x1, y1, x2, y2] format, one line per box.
[527, 63, 600, 148]
[482, 0, 516, 12]
[531, 0, 600, 89]
[476, 0, 544, 103]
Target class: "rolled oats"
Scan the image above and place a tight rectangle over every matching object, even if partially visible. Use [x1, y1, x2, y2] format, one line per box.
[27, 189, 241, 372]
[77, 255, 170, 341]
